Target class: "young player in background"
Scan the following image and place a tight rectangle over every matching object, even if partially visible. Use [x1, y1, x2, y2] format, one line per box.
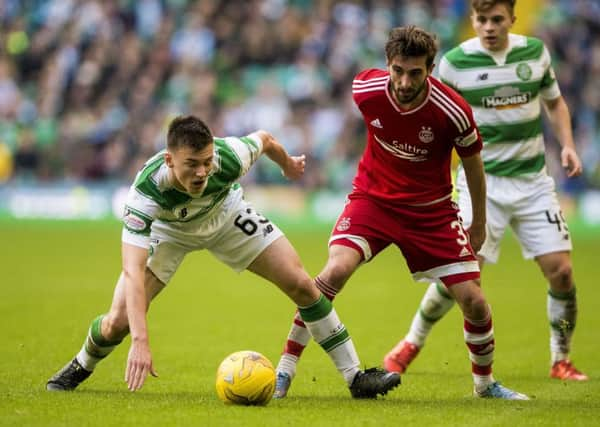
[274, 26, 528, 400]
[46, 115, 400, 397]
[384, 0, 587, 382]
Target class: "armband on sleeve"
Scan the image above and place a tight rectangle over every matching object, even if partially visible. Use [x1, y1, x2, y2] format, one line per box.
[123, 206, 153, 235]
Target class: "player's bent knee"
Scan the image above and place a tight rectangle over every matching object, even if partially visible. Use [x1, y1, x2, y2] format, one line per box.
[287, 279, 320, 306]
[547, 262, 573, 290]
[453, 286, 488, 320]
[276, 267, 319, 306]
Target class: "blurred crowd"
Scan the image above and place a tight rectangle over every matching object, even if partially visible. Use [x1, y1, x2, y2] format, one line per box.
[0, 0, 599, 193]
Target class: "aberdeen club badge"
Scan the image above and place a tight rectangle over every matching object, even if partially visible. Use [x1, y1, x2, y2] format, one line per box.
[336, 217, 351, 231]
[418, 126, 434, 143]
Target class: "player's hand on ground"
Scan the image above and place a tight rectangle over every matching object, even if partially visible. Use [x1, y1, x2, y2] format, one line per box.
[125, 340, 158, 391]
[561, 146, 583, 178]
[468, 223, 486, 254]
[282, 155, 306, 180]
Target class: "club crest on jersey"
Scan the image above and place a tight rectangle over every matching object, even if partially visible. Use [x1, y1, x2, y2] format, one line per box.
[336, 217, 351, 232]
[418, 126, 434, 143]
[516, 63, 532, 81]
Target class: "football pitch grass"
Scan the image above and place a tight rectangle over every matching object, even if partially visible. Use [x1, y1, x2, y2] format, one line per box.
[2, 221, 599, 426]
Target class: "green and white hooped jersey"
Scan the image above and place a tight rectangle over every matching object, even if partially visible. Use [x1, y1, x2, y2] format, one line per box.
[122, 134, 263, 248]
[439, 34, 561, 178]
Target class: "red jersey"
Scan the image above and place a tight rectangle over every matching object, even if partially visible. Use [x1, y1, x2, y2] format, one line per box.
[351, 69, 482, 206]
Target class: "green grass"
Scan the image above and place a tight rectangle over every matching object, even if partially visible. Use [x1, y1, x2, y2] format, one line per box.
[1, 221, 599, 426]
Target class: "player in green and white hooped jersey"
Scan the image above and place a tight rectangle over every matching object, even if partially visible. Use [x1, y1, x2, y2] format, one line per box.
[46, 115, 400, 396]
[384, 0, 588, 384]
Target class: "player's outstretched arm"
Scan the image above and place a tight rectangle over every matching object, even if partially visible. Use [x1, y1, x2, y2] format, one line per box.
[122, 242, 158, 391]
[461, 153, 486, 253]
[254, 130, 306, 180]
[542, 96, 583, 178]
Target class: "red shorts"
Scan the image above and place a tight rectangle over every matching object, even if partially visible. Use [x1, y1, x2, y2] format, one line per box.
[330, 193, 480, 287]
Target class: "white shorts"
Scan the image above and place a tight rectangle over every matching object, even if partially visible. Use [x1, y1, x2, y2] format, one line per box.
[456, 169, 572, 263]
[147, 195, 283, 284]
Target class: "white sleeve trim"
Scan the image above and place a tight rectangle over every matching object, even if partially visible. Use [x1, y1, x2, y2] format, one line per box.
[122, 228, 150, 249]
[246, 133, 264, 155]
[540, 81, 561, 100]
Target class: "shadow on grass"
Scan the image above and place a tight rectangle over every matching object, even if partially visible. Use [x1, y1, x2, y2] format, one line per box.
[46, 389, 210, 403]
[274, 394, 599, 410]
[39, 387, 600, 416]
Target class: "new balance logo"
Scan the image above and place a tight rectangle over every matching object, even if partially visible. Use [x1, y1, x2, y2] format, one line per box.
[370, 118, 383, 128]
[477, 73, 489, 81]
[263, 224, 274, 236]
[459, 246, 471, 257]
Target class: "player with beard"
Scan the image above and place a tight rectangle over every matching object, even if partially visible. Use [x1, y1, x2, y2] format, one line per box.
[273, 26, 528, 400]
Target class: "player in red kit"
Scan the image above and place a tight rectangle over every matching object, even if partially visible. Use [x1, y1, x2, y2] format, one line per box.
[273, 26, 529, 400]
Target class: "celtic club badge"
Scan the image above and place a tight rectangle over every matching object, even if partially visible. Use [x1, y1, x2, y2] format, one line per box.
[516, 63, 532, 81]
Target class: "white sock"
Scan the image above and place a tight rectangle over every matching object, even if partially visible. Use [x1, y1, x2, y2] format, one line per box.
[298, 295, 360, 386]
[276, 354, 299, 378]
[406, 282, 455, 347]
[473, 374, 495, 393]
[548, 287, 577, 364]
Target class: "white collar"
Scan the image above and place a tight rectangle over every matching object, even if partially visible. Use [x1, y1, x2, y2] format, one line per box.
[461, 33, 527, 66]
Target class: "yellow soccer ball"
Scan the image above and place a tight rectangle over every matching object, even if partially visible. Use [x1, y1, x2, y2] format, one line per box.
[215, 350, 276, 406]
